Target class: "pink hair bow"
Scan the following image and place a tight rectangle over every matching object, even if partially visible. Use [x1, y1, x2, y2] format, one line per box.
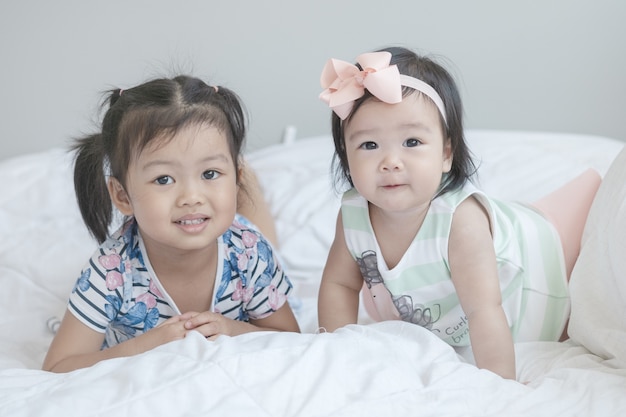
[319, 51, 402, 120]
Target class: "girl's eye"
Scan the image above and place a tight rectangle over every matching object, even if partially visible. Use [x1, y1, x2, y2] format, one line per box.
[359, 141, 378, 150]
[202, 170, 220, 180]
[155, 176, 173, 185]
[404, 138, 421, 148]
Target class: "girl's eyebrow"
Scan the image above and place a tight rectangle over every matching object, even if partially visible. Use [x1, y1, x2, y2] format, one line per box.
[141, 153, 231, 170]
[348, 122, 433, 140]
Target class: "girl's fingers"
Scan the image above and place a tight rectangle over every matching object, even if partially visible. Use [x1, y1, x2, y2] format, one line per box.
[184, 311, 218, 329]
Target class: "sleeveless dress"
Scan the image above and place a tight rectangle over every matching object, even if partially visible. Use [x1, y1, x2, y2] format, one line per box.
[341, 184, 569, 346]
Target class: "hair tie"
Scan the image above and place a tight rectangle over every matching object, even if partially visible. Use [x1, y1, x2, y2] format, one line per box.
[319, 51, 447, 124]
[211, 85, 219, 93]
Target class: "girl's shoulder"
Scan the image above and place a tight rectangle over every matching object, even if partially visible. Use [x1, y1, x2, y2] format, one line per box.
[224, 214, 273, 251]
[87, 219, 143, 268]
[434, 182, 485, 210]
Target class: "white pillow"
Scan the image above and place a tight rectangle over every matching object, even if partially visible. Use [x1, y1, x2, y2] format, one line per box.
[568, 145, 626, 363]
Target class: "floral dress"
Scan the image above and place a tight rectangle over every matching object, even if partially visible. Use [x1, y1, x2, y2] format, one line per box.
[68, 215, 293, 349]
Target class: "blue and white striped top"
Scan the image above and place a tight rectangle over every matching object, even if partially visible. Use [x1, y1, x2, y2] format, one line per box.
[68, 215, 292, 349]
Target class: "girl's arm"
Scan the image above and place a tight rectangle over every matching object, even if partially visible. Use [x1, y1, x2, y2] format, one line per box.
[42, 309, 191, 373]
[317, 211, 364, 332]
[250, 302, 300, 332]
[448, 197, 516, 380]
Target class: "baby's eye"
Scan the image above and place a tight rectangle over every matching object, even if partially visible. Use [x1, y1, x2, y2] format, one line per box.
[202, 170, 220, 180]
[404, 138, 421, 148]
[154, 176, 173, 185]
[359, 141, 378, 150]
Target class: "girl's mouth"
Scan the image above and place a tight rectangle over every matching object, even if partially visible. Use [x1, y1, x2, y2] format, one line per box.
[176, 218, 207, 225]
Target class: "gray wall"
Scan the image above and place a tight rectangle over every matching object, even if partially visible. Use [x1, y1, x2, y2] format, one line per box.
[1, 0, 624, 160]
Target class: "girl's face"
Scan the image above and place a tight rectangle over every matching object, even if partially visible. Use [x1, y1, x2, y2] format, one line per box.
[108, 123, 238, 258]
[343, 93, 453, 216]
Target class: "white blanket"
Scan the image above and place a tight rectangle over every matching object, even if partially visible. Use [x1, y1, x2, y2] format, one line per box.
[1, 324, 625, 416]
[1, 130, 625, 416]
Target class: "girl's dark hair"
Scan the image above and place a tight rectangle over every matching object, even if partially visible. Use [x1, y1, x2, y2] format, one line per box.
[73, 75, 247, 243]
[330, 46, 476, 195]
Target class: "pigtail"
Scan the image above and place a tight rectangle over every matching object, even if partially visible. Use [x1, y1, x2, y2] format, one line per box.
[215, 86, 246, 155]
[109, 88, 123, 107]
[211, 85, 247, 192]
[72, 133, 112, 243]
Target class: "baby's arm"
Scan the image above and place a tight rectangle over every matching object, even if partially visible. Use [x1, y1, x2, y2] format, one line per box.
[42, 309, 192, 373]
[448, 197, 516, 380]
[317, 211, 363, 332]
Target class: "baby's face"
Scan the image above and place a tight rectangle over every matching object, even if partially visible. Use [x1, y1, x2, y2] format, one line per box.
[343, 93, 452, 215]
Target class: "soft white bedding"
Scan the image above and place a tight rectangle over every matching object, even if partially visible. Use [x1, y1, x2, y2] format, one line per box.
[1, 129, 625, 416]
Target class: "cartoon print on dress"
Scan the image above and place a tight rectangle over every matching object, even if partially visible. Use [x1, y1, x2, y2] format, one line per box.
[356, 250, 441, 330]
[392, 295, 441, 330]
[357, 250, 384, 288]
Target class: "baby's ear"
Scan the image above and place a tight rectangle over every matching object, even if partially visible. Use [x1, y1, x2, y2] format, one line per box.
[107, 177, 133, 216]
[442, 138, 453, 173]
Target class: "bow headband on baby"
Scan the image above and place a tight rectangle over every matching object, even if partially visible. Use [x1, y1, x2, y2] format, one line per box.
[319, 51, 447, 124]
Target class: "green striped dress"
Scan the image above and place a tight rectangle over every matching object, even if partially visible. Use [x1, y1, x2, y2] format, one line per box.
[341, 184, 570, 346]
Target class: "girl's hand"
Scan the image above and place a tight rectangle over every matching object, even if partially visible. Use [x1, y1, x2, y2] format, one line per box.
[154, 313, 195, 341]
[133, 313, 195, 352]
[183, 311, 253, 340]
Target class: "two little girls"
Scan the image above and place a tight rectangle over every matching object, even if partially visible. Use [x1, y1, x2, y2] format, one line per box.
[46, 48, 603, 381]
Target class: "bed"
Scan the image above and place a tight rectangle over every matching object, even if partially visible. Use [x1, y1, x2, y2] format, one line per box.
[1, 129, 625, 416]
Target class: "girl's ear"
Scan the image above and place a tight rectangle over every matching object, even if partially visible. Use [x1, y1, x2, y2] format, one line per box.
[237, 157, 245, 189]
[442, 138, 453, 173]
[107, 177, 133, 216]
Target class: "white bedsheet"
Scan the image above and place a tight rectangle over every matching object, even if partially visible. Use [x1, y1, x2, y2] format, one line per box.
[1, 130, 625, 416]
[0, 324, 624, 416]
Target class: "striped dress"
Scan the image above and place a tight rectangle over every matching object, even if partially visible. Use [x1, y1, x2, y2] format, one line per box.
[68, 215, 292, 349]
[341, 184, 569, 346]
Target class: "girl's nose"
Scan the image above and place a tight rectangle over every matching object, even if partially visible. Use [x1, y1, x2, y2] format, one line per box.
[176, 181, 205, 207]
[379, 151, 403, 172]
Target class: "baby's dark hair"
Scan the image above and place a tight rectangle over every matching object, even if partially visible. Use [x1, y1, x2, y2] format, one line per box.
[330, 46, 476, 195]
[73, 75, 247, 243]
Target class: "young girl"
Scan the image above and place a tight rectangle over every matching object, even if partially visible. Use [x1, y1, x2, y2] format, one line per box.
[43, 75, 300, 373]
[317, 47, 601, 380]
